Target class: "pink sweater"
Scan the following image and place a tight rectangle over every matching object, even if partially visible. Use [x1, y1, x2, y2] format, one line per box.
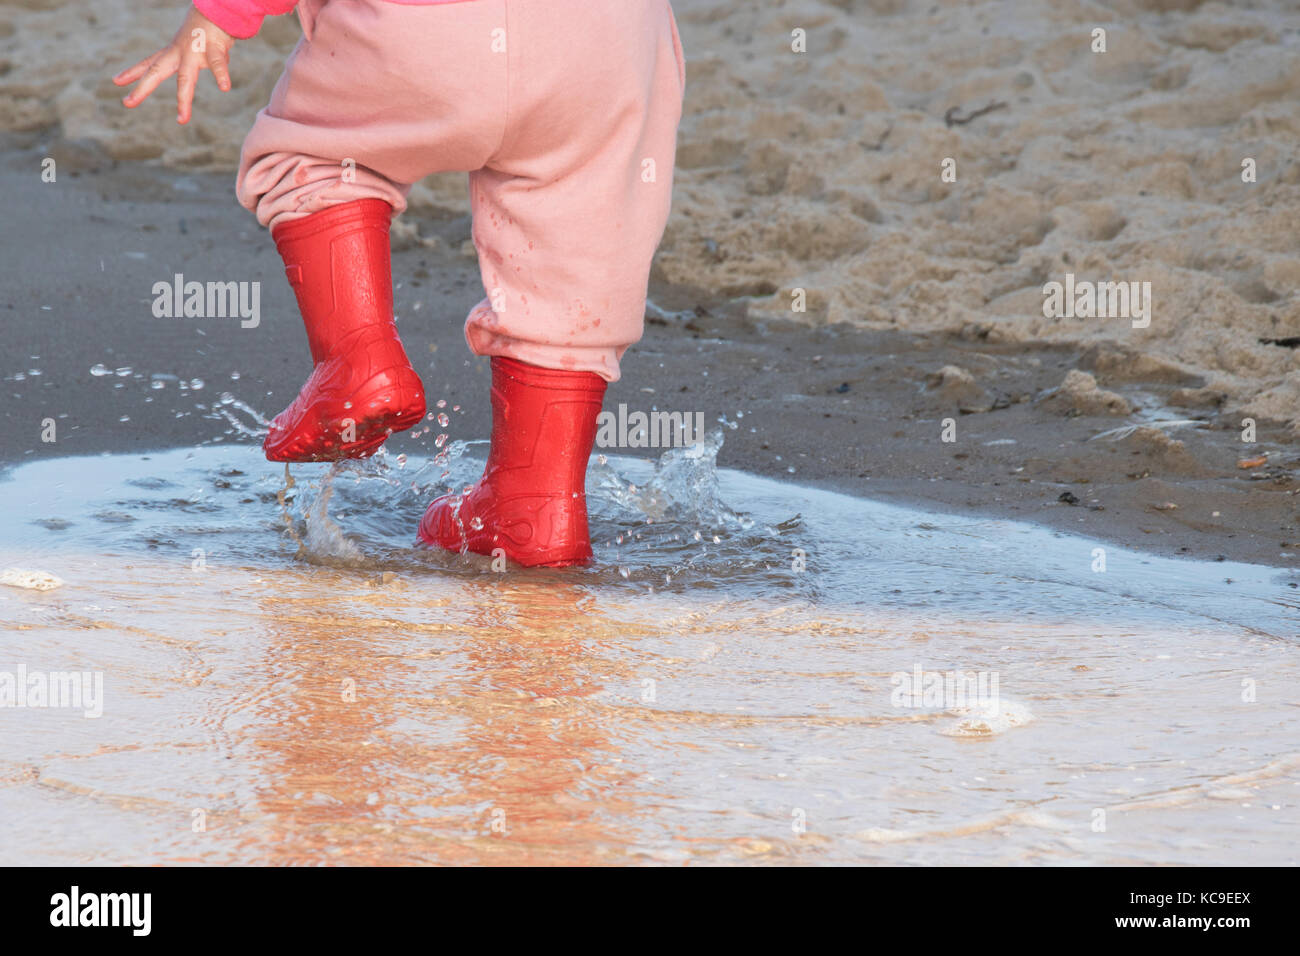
[194, 0, 475, 39]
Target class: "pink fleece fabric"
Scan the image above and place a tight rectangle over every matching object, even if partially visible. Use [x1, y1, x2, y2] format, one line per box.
[235, 0, 684, 382]
[194, 0, 474, 39]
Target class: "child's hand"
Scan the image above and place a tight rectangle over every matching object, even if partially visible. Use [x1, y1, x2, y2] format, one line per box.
[113, 5, 236, 124]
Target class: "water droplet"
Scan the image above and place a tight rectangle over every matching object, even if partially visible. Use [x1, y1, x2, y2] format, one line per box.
[151, 380, 165, 390]
[115, 367, 132, 377]
[437, 413, 449, 428]
[230, 371, 241, 380]
[189, 378, 205, 390]
[90, 364, 110, 377]
[435, 434, 448, 448]
[436, 399, 447, 409]
[469, 516, 483, 530]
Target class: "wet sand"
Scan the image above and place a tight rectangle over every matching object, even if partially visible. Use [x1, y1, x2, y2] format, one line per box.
[0, 154, 1296, 569]
[2, 445, 1296, 865]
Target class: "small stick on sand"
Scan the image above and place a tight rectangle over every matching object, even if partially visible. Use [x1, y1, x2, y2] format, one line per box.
[944, 101, 1008, 127]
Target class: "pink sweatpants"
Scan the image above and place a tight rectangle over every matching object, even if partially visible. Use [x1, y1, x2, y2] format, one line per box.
[236, 0, 685, 381]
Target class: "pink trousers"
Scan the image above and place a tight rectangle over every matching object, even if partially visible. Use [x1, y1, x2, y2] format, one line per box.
[236, 0, 685, 381]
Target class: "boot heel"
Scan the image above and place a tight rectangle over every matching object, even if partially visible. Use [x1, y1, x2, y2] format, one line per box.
[333, 365, 426, 458]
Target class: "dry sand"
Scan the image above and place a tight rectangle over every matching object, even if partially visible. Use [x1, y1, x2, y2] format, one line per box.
[6, 0, 1297, 425]
[2, 0, 1299, 567]
[660, 0, 1300, 437]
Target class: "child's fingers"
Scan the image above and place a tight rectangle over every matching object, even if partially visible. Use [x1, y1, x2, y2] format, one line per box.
[176, 61, 201, 124]
[112, 53, 159, 87]
[122, 50, 179, 108]
[206, 50, 232, 93]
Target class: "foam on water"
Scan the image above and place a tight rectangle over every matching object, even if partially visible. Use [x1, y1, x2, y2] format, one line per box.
[0, 436, 1298, 865]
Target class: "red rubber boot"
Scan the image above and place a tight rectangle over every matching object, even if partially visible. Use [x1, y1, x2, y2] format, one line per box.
[264, 198, 425, 462]
[417, 357, 607, 567]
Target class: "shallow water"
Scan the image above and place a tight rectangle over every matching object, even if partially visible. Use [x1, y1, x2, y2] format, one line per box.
[1, 435, 1297, 865]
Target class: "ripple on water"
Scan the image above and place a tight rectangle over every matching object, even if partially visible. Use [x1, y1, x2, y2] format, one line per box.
[0, 434, 1297, 865]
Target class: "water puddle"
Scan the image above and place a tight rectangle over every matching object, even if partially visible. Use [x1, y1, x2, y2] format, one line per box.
[1, 434, 1297, 864]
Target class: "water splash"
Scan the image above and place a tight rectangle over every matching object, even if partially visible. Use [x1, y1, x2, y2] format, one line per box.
[301, 465, 364, 564]
[588, 429, 751, 530]
[210, 392, 271, 440]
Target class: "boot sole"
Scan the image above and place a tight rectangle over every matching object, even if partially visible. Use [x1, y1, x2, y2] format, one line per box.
[265, 369, 425, 463]
[415, 494, 593, 568]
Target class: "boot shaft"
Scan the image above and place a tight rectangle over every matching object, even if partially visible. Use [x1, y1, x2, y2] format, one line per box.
[485, 357, 608, 494]
[271, 199, 395, 365]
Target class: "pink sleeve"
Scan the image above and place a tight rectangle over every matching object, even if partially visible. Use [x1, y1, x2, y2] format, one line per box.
[192, 0, 300, 39]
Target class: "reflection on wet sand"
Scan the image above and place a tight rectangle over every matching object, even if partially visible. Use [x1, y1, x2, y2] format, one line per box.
[246, 576, 646, 865]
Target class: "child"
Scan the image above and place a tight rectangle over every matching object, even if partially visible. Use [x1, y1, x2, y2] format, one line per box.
[114, 0, 685, 567]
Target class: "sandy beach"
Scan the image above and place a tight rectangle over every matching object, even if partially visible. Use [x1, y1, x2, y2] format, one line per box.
[0, 0, 1298, 870]
[2, 0, 1298, 566]
[1, 148, 1297, 566]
